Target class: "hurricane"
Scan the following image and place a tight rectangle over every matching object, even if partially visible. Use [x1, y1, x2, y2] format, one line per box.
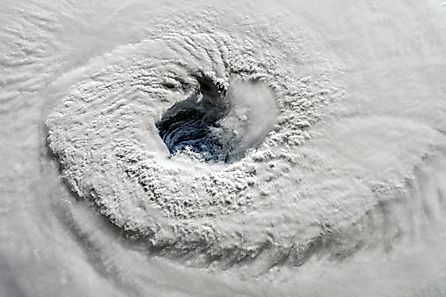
[2, 1, 446, 297]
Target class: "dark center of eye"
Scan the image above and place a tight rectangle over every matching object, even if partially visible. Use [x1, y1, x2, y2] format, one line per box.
[156, 74, 232, 163]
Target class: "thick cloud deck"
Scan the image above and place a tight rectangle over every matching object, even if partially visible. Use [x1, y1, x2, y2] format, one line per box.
[47, 12, 435, 270]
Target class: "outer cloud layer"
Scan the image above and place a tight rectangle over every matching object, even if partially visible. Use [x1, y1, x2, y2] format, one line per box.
[47, 9, 445, 273]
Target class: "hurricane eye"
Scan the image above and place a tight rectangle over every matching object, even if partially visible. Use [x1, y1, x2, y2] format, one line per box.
[155, 74, 278, 164]
[155, 75, 232, 162]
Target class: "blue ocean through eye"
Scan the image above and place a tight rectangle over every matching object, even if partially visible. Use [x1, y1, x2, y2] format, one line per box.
[156, 74, 232, 162]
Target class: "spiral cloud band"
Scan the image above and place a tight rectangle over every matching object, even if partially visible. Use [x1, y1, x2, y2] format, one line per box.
[44, 10, 384, 270]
